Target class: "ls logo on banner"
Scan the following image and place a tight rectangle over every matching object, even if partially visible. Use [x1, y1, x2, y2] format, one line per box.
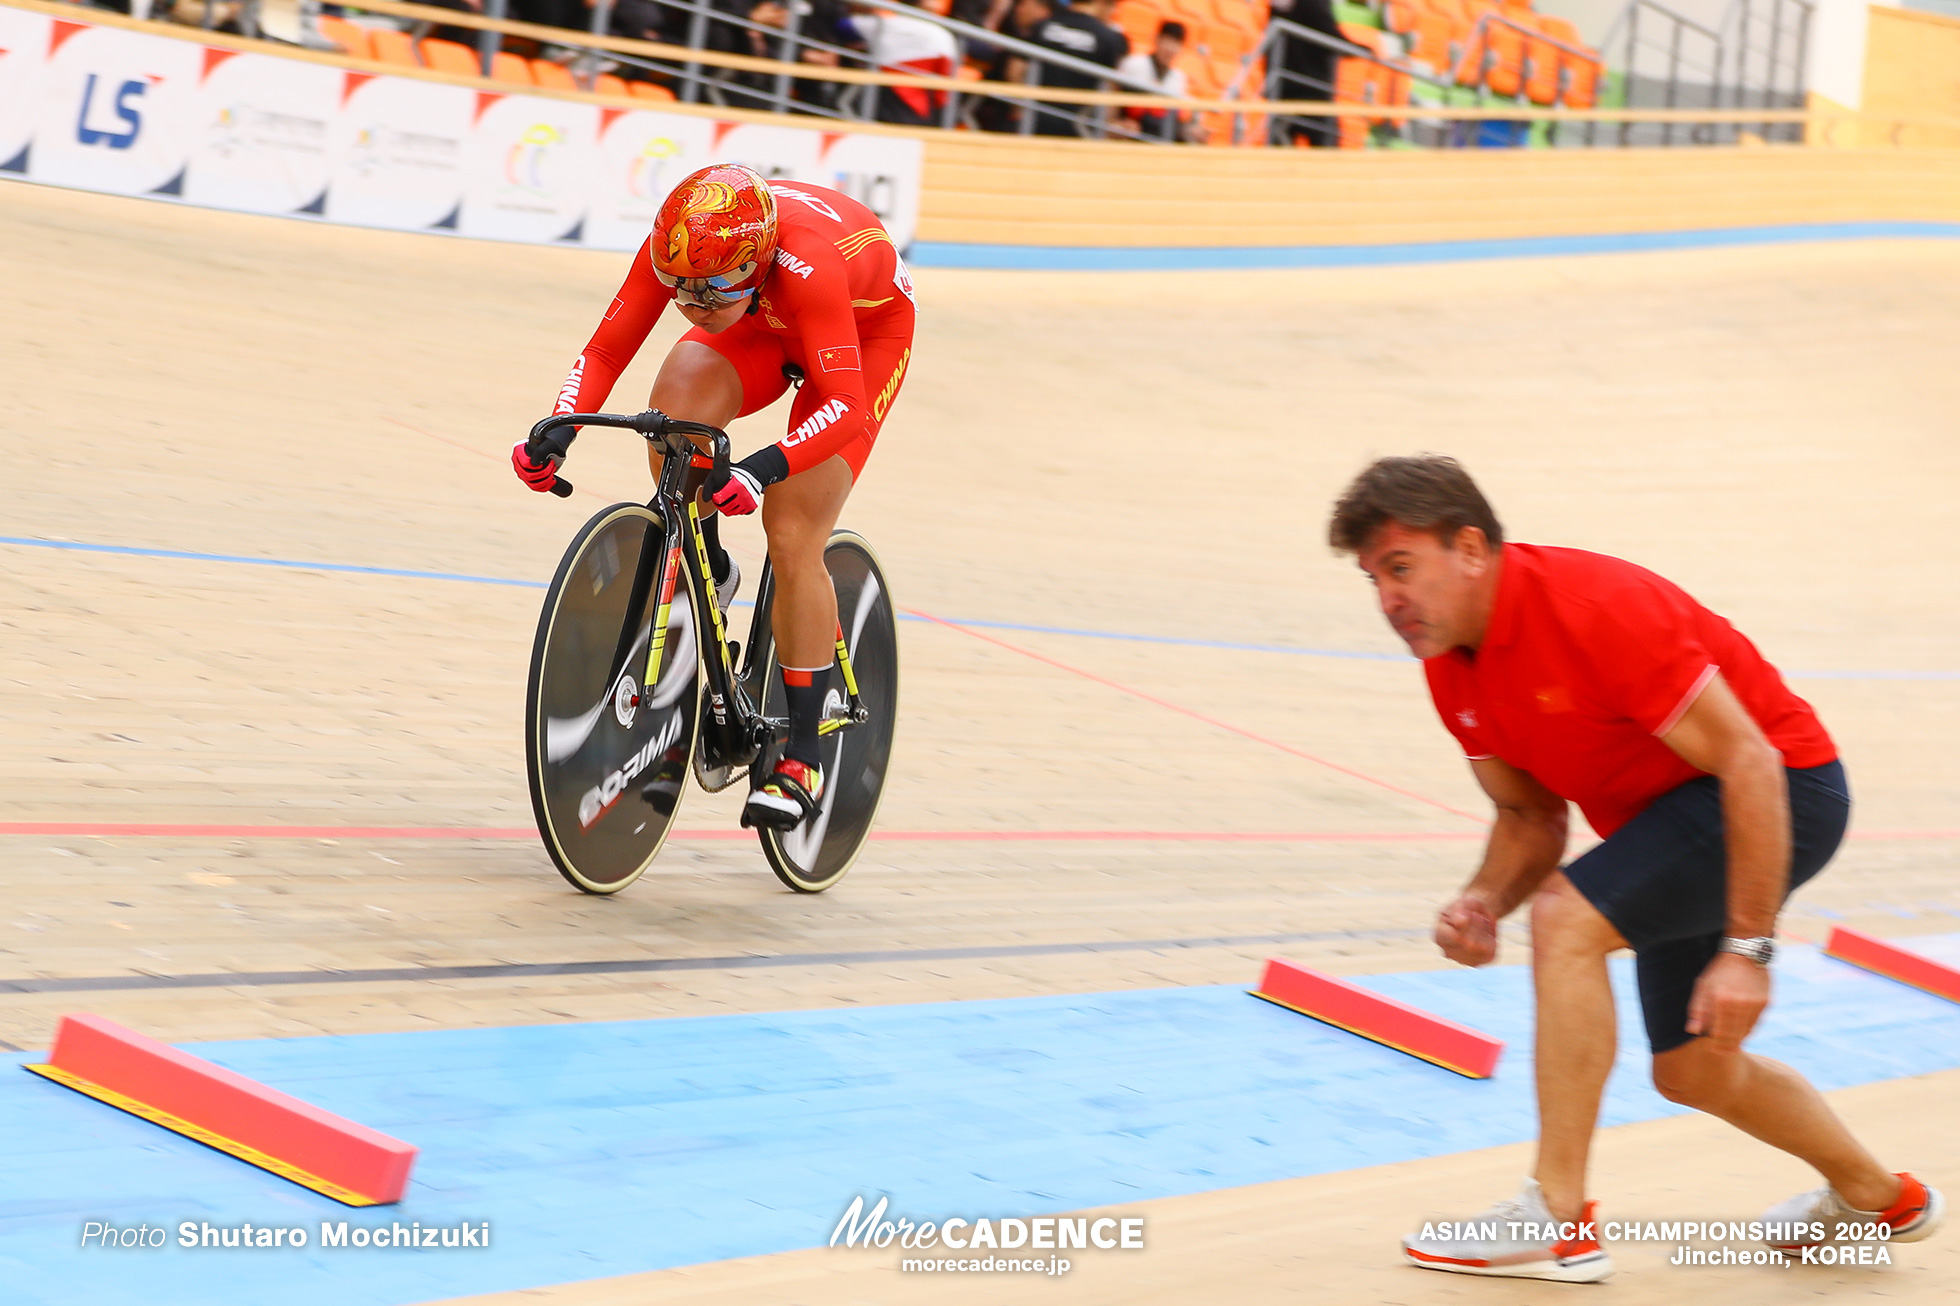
[77, 73, 151, 150]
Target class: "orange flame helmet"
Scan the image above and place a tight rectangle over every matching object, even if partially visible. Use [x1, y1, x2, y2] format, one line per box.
[649, 163, 779, 308]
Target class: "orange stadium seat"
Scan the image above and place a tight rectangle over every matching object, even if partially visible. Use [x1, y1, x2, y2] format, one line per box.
[1333, 22, 1381, 146]
[1404, 5, 1459, 76]
[491, 50, 535, 85]
[1167, 0, 1213, 34]
[418, 38, 480, 78]
[1449, 0, 1495, 86]
[1115, 3, 1164, 52]
[1531, 14, 1598, 107]
[1207, 53, 1248, 93]
[594, 73, 629, 97]
[1208, 24, 1255, 63]
[315, 15, 370, 58]
[368, 27, 420, 67]
[1481, 15, 1524, 96]
[1557, 45, 1600, 107]
[1520, 18, 1562, 103]
[530, 59, 579, 91]
[629, 80, 678, 102]
[1340, 24, 1406, 126]
[1383, 0, 1422, 34]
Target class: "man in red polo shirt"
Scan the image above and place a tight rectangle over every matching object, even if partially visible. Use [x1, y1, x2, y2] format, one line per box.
[1327, 455, 1942, 1282]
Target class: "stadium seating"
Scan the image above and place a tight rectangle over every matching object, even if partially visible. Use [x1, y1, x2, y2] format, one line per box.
[1534, 14, 1600, 109]
[367, 27, 420, 67]
[314, 15, 370, 58]
[492, 51, 535, 85]
[1402, 6, 1458, 77]
[418, 38, 480, 78]
[301, 0, 1601, 150]
[531, 59, 580, 91]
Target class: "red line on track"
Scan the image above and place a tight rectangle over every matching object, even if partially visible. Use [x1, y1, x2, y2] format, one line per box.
[899, 606, 1489, 824]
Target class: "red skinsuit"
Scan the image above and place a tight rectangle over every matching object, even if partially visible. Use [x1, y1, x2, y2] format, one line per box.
[555, 181, 916, 478]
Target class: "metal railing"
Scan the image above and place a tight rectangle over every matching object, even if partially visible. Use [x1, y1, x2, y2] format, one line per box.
[74, 0, 1861, 150]
[1597, 0, 1811, 145]
[1242, 13, 1614, 150]
[1722, 0, 1811, 141]
[450, 0, 1180, 138]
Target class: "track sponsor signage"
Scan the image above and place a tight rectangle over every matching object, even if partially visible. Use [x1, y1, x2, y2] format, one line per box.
[0, 2, 923, 249]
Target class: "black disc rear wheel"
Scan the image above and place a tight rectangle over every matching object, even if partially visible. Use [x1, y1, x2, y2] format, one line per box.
[753, 529, 898, 893]
[526, 503, 701, 894]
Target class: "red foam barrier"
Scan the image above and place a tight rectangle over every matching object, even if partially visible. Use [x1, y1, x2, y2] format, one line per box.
[23, 1014, 415, 1205]
[1823, 927, 1960, 1004]
[1250, 958, 1504, 1079]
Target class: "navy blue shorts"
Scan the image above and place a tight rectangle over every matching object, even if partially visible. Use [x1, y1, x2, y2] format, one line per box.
[1562, 760, 1849, 1055]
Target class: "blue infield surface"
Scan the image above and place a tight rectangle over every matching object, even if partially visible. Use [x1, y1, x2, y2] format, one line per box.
[3, 940, 1958, 1305]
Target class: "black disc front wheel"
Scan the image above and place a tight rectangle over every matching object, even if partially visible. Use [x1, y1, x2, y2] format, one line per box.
[754, 530, 898, 893]
[526, 503, 701, 894]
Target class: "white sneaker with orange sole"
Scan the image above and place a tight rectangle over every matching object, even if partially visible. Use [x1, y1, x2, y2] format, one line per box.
[1402, 1179, 1614, 1282]
[1760, 1172, 1944, 1250]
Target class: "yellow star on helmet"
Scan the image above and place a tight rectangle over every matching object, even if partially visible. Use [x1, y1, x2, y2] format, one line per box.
[716, 225, 733, 238]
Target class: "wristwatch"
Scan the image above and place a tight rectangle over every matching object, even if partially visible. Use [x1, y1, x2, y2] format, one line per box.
[1719, 936, 1776, 967]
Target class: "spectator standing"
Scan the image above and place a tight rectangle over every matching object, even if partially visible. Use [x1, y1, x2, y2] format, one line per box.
[1267, 0, 1341, 146]
[707, 0, 851, 111]
[1115, 19, 1206, 141]
[717, 0, 794, 110]
[1005, 0, 1127, 136]
[851, 0, 960, 125]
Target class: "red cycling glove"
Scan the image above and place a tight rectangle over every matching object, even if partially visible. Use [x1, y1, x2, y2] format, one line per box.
[511, 440, 559, 493]
[707, 446, 789, 517]
[708, 466, 764, 516]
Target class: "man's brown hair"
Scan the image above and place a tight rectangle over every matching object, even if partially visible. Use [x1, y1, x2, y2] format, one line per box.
[1327, 455, 1504, 554]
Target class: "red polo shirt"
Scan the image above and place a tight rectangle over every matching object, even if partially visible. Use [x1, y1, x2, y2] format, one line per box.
[1424, 543, 1835, 837]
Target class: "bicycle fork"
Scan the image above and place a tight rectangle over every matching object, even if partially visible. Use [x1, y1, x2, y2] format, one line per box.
[667, 500, 866, 743]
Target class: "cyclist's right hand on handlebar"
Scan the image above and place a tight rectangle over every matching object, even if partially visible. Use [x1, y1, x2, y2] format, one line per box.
[512, 438, 561, 493]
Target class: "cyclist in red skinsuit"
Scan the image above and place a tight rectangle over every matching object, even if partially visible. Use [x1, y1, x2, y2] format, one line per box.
[554, 181, 915, 485]
[514, 163, 915, 830]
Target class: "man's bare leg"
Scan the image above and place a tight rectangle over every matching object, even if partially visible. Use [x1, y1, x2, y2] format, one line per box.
[1530, 873, 1626, 1224]
[1652, 1041, 1899, 1211]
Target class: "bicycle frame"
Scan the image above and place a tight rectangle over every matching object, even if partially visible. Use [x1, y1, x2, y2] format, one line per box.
[526, 409, 871, 774]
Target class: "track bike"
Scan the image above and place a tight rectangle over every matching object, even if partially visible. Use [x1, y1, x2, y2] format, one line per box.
[521, 409, 898, 896]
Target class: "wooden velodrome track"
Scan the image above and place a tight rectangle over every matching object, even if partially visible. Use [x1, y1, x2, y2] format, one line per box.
[3, 178, 1959, 1303]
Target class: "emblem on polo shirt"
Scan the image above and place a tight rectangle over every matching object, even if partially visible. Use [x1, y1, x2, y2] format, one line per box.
[1535, 685, 1574, 713]
[1457, 710, 1478, 729]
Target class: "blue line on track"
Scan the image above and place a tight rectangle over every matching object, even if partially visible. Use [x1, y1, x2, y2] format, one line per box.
[2, 940, 1958, 1305]
[6, 533, 1955, 680]
[0, 535, 545, 589]
[909, 222, 1960, 272]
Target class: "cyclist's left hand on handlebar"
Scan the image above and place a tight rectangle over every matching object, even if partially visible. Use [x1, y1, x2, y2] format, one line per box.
[707, 445, 789, 517]
[708, 465, 764, 516]
[511, 439, 561, 493]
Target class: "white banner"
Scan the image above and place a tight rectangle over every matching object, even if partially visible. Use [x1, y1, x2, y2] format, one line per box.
[0, 3, 924, 250]
[0, 7, 50, 171]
